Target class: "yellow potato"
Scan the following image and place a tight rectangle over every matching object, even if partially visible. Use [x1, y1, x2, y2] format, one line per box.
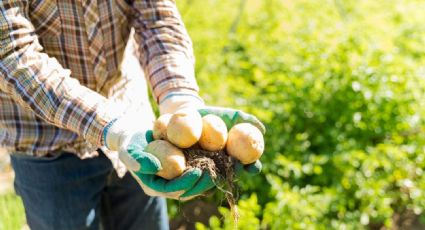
[199, 114, 228, 151]
[153, 113, 172, 140]
[145, 140, 186, 180]
[226, 123, 264, 164]
[167, 108, 202, 148]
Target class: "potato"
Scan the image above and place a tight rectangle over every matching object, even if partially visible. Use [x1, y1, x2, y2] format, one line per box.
[153, 113, 172, 140]
[145, 140, 186, 180]
[199, 114, 228, 151]
[167, 108, 203, 148]
[226, 123, 264, 164]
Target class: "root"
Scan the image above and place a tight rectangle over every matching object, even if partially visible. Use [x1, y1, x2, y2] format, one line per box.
[184, 147, 239, 226]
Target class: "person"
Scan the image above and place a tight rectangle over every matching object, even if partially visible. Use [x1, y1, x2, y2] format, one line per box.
[0, 0, 265, 229]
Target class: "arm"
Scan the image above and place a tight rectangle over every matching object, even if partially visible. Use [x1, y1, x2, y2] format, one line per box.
[131, 0, 201, 104]
[0, 1, 120, 146]
[128, 1, 265, 174]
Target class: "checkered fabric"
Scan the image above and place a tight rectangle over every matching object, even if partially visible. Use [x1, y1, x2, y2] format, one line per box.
[0, 0, 199, 158]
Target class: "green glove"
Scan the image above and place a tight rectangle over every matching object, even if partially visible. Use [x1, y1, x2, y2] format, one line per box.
[198, 106, 266, 175]
[234, 160, 262, 175]
[159, 94, 266, 176]
[198, 106, 266, 134]
[103, 114, 215, 200]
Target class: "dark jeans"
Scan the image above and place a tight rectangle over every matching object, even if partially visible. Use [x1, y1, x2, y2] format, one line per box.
[10, 151, 169, 230]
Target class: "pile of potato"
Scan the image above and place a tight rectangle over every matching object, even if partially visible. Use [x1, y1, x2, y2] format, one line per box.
[147, 109, 265, 180]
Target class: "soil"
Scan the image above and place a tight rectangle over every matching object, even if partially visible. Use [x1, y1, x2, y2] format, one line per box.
[184, 147, 239, 224]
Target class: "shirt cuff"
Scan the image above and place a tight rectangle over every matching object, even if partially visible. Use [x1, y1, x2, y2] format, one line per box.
[158, 89, 204, 115]
[86, 100, 128, 147]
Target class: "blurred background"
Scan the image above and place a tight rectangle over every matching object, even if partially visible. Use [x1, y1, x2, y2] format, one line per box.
[2, 0, 425, 229]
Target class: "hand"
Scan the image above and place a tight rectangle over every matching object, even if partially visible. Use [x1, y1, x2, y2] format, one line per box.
[197, 106, 266, 135]
[159, 93, 266, 175]
[197, 106, 265, 175]
[103, 113, 215, 200]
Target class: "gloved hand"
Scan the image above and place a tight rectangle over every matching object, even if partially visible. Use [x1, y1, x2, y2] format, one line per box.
[198, 106, 265, 175]
[159, 93, 266, 175]
[103, 113, 215, 200]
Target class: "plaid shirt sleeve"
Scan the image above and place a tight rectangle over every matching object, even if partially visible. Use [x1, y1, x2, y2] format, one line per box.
[0, 0, 120, 147]
[131, 0, 201, 103]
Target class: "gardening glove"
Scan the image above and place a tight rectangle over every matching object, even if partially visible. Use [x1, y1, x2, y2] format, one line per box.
[159, 92, 265, 175]
[198, 106, 265, 175]
[103, 113, 215, 200]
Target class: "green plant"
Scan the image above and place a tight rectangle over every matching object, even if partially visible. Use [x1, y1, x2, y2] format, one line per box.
[177, 0, 425, 229]
[196, 194, 261, 230]
[0, 193, 25, 230]
[2, 1, 425, 229]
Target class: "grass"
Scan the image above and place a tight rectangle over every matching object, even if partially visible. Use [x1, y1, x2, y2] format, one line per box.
[0, 192, 25, 230]
[0, 150, 25, 230]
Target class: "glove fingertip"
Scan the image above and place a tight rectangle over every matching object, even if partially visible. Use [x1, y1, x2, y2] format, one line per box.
[245, 160, 262, 174]
[234, 161, 245, 174]
[181, 172, 215, 198]
[250, 118, 266, 135]
[133, 151, 162, 174]
[197, 108, 206, 115]
[161, 168, 202, 193]
[138, 159, 162, 174]
[145, 130, 154, 143]
[183, 167, 203, 178]
[258, 123, 266, 135]
[237, 112, 266, 135]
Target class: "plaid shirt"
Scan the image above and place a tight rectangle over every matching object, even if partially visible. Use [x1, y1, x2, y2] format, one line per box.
[0, 0, 199, 158]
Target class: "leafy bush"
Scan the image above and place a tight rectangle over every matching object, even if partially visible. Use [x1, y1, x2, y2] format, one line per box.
[178, 0, 425, 229]
[196, 194, 261, 230]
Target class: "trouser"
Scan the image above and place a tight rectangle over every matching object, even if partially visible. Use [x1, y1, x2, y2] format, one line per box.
[10, 151, 169, 230]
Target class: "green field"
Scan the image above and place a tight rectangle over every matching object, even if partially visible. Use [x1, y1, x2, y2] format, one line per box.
[0, 192, 25, 230]
[2, 0, 425, 229]
[183, 0, 425, 229]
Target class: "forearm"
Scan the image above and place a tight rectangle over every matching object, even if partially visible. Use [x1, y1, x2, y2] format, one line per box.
[0, 45, 120, 146]
[131, 0, 200, 103]
[0, 2, 120, 146]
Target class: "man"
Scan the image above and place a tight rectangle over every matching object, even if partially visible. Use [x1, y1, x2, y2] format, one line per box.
[0, 0, 264, 229]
